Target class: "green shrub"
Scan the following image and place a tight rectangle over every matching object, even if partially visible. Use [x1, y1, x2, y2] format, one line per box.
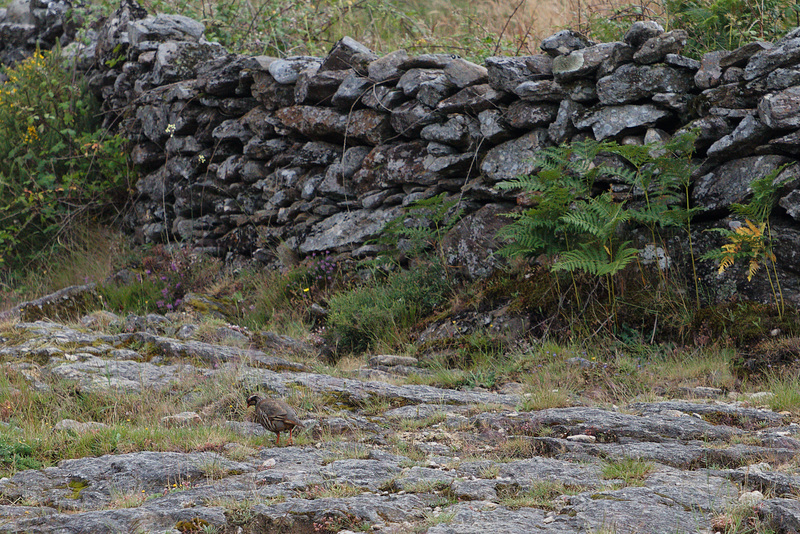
[326, 262, 453, 352]
[0, 49, 131, 270]
[665, 0, 800, 55]
[0, 439, 42, 473]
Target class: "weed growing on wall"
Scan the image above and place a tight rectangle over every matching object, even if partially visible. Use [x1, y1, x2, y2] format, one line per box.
[702, 165, 793, 316]
[0, 49, 131, 271]
[496, 135, 698, 333]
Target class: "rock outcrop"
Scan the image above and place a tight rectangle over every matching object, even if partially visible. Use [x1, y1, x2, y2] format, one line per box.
[1, 315, 800, 533]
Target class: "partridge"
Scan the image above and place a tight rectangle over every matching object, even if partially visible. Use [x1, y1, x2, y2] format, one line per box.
[246, 394, 304, 446]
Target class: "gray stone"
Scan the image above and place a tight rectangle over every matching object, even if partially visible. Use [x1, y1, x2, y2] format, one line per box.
[514, 79, 565, 101]
[553, 42, 633, 83]
[480, 129, 550, 182]
[397, 68, 449, 98]
[574, 104, 670, 140]
[298, 208, 403, 253]
[692, 155, 791, 214]
[485, 55, 553, 92]
[695, 50, 726, 89]
[504, 100, 558, 129]
[445, 57, 488, 88]
[758, 85, 800, 129]
[721, 41, 773, 68]
[268, 56, 322, 84]
[437, 84, 508, 114]
[417, 76, 458, 107]
[367, 49, 409, 83]
[479, 109, 515, 144]
[319, 36, 376, 72]
[540, 29, 594, 57]
[706, 112, 771, 159]
[597, 63, 695, 104]
[390, 100, 440, 138]
[294, 68, 349, 105]
[623, 21, 664, 49]
[548, 98, 582, 144]
[442, 203, 512, 279]
[420, 114, 479, 148]
[633, 29, 688, 64]
[331, 72, 373, 110]
[745, 36, 800, 81]
[664, 53, 700, 70]
[361, 85, 406, 111]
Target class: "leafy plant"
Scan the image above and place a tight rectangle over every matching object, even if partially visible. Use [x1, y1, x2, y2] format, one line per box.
[496, 135, 697, 319]
[326, 261, 452, 352]
[376, 192, 463, 262]
[702, 165, 792, 316]
[664, 0, 800, 56]
[0, 49, 131, 271]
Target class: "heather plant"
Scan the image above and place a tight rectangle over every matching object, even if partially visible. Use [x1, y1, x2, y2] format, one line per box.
[0, 49, 131, 271]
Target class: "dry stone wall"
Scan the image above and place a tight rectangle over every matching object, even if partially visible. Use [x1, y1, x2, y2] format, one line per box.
[5, 0, 800, 305]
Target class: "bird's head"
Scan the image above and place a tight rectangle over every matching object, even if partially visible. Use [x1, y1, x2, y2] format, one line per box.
[246, 394, 261, 407]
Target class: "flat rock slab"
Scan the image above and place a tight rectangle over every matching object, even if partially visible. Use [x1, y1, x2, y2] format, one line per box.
[2, 314, 797, 533]
[245, 368, 520, 407]
[474, 406, 741, 442]
[629, 400, 788, 427]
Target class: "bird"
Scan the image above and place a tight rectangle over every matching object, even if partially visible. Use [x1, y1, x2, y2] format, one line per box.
[246, 394, 304, 446]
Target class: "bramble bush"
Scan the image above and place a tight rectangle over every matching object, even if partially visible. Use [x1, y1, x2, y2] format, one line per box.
[0, 49, 131, 270]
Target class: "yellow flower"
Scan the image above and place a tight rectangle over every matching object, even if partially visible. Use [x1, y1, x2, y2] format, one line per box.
[22, 125, 38, 144]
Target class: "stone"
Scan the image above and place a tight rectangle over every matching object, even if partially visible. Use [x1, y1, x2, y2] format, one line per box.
[596, 63, 695, 105]
[420, 114, 479, 149]
[390, 101, 440, 138]
[436, 84, 508, 114]
[633, 29, 688, 64]
[552, 42, 633, 83]
[485, 55, 553, 92]
[695, 50, 726, 89]
[160, 411, 202, 427]
[397, 68, 450, 98]
[758, 86, 800, 129]
[367, 49, 409, 83]
[623, 21, 664, 49]
[514, 79, 565, 101]
[540, 29, 594, 57]
[504, 100, 558, 129]
[745, 36, 800, 81]
[548, 98, 582, 144]
[442, 203, 513, 279]
[298, 208, 403, 253]
[720, 41, 772, 68]
[268, 56, 322, 84]
[573, 104, 670, 140]
[54, 419, 109, 433]
[444, 58, 488, 88]
[294, 68, 350, 105]
[479, 109, 515, 144]
[480, 129, 550, 182]
[331, 72, 373, 110]
[692, 155, 792, 214]
[706, 112, 771, 159]
[320, 36, 376, 72]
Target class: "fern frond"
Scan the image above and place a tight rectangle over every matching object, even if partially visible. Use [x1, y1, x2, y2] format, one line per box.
[747, 258, 760, 281]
